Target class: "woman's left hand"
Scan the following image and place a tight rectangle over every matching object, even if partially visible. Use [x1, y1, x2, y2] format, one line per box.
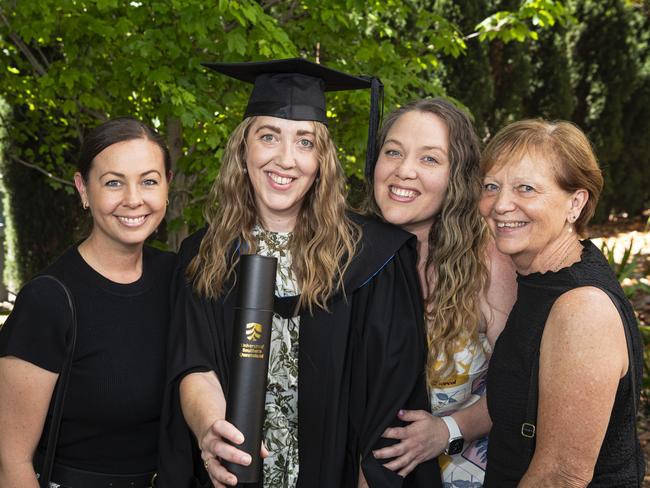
[372, 409, 448, 476]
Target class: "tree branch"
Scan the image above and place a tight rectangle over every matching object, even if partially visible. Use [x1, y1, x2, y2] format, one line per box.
[0, 10, 48, 76]
[7, 154, 74, 187]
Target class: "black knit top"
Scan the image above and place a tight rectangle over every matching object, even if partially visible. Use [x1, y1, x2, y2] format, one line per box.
[0, 246, 176, 473]
[484, 240, 644, 487]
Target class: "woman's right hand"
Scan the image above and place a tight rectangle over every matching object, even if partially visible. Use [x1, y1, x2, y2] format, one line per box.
[200, 419, 269, 487]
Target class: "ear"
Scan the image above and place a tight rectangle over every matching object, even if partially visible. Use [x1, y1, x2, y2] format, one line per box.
[74, 172, 88, 208]
[569, 188, 589, 220]
[166, 170, 174, 184]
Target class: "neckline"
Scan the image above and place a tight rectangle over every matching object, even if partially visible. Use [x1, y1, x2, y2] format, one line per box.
[517, 240, 593, 281]
[69, 246, 153, 296]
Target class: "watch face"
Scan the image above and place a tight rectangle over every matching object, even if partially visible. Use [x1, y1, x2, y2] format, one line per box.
[447, 438, 464, 455]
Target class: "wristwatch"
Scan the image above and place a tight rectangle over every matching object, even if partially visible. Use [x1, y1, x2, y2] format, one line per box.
[440, 415, 464, 455]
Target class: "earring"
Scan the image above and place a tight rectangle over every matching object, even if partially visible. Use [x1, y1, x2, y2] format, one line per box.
[243, 167, 248, 175]
[166, 198, 170, 206]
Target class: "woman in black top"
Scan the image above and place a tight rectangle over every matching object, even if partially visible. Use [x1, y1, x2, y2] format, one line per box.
[479, 119, 644, 487]
[0, 117, 176, 488]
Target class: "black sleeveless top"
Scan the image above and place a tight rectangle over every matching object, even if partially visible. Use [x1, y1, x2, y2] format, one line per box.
[484, 240, 644, 487]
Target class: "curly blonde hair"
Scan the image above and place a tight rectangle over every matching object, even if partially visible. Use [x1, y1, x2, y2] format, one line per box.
[187, 117, 360, 312]
[365, 98, 489, 388]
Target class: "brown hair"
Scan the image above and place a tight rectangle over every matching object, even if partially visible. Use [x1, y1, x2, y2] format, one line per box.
[481, 119, 603, 236]
[187, 117, 360, 312]
[365, 98, 489, 388]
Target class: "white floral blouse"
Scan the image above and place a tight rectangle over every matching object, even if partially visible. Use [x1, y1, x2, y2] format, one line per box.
[255, 227, 300, 487]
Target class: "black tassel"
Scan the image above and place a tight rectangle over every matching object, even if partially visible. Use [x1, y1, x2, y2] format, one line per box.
[364, 76, 384, 181]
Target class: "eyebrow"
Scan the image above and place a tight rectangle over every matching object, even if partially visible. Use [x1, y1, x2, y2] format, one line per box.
[383, 139, 448, 155]
[254, 124, 281, 134]
[421, 145, 447, 155]
[99, 170, 162, 178]
[254, 125, 314, 137]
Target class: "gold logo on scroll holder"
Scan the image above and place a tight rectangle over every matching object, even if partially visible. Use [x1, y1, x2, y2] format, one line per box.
[246, 322, 263, 341]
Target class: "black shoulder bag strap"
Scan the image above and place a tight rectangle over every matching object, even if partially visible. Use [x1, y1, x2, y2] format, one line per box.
[521, 289, 639, 471]
[34, 275, 78, 488]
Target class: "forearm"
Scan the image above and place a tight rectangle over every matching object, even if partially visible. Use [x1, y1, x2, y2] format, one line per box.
[0, 462, 40, 488]
[450, 395, 491, 443]
[519, 463, 590, 488]
[179, 371, 226, 443]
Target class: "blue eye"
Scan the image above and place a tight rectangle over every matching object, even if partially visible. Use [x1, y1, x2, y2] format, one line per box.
[385, 149, 401, 158]
[422, 155, 438, 165]
[519, 184, 535, 193]
[261, 134, 276, 143]
[142, 179, 159, 186]
[298, 138, 314, 149]
[105, 180, 122, 188]
[483, 182, 499, 192]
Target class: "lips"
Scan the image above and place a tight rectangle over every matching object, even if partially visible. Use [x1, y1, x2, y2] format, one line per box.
[496, 221, 528, 228]
[388, 185, 420, 201]
[266, 171, 295, 186]
[116, 215, 148, 227]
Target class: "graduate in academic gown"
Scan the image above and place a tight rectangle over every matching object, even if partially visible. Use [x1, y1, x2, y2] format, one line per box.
[156, 59, 441, 488]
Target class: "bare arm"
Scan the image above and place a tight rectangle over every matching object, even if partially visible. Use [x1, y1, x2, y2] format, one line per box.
[519, 287, 628, 487]
[0, 356, 57, 488]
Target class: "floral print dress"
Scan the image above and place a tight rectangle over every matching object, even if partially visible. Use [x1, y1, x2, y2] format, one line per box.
[255, 227, 300, 487]
[430, 333, 491, 488]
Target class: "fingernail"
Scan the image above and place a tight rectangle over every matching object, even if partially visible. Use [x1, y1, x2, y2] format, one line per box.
[237, 435, 245, 444]
[398, 409, 405, 416]
[372, 450, 378, 457]
[241, 454, 251, 465]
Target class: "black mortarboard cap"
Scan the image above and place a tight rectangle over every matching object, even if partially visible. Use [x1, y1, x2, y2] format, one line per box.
[202, 58, 383, 179]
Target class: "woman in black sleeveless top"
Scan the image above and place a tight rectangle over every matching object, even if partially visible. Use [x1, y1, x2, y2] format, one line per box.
[479, 119, 644, 487]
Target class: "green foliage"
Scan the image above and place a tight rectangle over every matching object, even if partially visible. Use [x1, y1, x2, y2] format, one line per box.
[477, 0, 572, 43]
[0, 0, 596, 283]
[600, 238, 650, 298]
[567, 0, 643, 220]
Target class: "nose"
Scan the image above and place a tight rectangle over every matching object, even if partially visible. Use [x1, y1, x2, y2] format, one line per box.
[395, 156, 417, 180]
[123, 183, 144, 208]
[276, 141, 297, 169]
[493, 188, 516, 214]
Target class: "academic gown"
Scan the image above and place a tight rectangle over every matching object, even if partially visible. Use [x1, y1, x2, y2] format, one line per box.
[157, 214, 441, 488]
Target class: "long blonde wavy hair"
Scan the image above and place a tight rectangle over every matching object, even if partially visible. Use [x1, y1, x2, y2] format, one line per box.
[366, 98, 489, 388]
[187, 116, 360, 312]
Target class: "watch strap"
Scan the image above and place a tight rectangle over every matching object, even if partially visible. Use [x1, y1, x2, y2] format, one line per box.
[440, 415, 462, 440]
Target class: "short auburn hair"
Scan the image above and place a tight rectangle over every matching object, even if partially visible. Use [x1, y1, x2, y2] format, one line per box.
[481, 119, 603, 236]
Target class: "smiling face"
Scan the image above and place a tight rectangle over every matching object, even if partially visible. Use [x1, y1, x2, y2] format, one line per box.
[373, 110, 451, 241]
[479, 154, 582, 271]
[74, 137, 169, 251]
[245, 116, 319, 232]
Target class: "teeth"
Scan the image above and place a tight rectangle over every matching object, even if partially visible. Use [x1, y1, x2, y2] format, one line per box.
[268, 172, 293, 185]
[390, 186, 418, 198]
[117, 216, 146, 226]
[496, 221, 527, 228]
